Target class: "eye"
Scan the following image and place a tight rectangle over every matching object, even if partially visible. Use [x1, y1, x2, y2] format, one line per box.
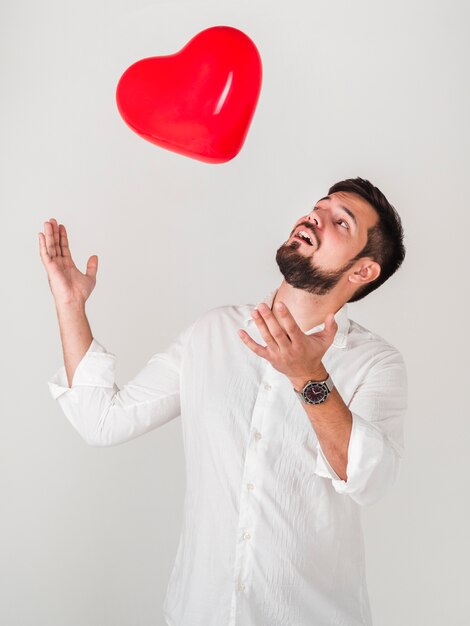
[337, 219, 349, 229]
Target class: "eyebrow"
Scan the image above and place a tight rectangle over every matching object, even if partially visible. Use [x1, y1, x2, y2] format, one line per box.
[316, 195, 357, 228]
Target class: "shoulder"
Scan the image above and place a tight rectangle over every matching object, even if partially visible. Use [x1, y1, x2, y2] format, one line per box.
[185, 303, 251, 343]
[194, 302, 252, 326]
[345, 316, 406, 373]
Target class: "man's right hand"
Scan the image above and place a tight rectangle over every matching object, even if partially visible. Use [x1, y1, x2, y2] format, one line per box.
[39, 218, 98, 307]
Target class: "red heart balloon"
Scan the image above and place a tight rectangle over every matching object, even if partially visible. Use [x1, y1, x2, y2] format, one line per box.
[115, 26, 263, 164]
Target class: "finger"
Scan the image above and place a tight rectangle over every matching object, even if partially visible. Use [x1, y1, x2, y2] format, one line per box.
[58, 223, 72, 259]
[273, 302, 303, 342]
[38, 231, 52, 266]
[44, 221, 58, 258]
[316, 313, 338, 340]
[238, 329, 269, 358]
[250, 309, 279, 351]
[49, 218, 61, 257]
[325, 313, 338, 335]
[257, 304, 291, 349]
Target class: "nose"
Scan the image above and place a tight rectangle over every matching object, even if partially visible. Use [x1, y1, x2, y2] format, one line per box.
[307, 208, 321, 229]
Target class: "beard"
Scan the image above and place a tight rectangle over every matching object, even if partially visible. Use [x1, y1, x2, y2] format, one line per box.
[275, 239, 357, 295]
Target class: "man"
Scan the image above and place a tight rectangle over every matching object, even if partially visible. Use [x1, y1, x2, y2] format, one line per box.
[41, 176, 407, 626]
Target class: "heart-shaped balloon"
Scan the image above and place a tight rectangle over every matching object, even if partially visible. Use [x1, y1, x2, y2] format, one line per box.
[115, 26, 263, 164]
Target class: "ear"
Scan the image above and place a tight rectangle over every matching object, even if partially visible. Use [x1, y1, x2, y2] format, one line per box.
[348, 258, 381, 287]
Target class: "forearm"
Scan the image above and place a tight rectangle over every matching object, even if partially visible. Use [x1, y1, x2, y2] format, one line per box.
[55, 300, 93, 387]
[289, 363, 352, 481]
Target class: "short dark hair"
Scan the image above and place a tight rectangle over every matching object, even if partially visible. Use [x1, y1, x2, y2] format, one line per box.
[327, 176, 406, 303]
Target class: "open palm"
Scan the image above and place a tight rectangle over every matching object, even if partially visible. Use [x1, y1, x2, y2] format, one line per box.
[39, 218, 98, 305]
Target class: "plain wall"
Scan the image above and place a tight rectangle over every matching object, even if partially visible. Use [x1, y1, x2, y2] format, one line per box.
[1, 0, 469, 624]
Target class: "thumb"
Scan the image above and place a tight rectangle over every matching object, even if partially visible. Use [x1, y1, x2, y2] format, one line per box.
[86, 255, 98, 279]
[326, 313, 338, 335]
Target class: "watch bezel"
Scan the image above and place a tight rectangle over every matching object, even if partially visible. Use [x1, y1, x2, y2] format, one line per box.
[303, 381, 329, 404]
[295, 374, 334, 405]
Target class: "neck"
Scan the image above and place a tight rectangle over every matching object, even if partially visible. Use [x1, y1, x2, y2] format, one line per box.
[272, 280, 346, 333]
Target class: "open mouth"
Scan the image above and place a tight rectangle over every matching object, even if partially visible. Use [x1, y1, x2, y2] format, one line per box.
[294, 229, 314, 246]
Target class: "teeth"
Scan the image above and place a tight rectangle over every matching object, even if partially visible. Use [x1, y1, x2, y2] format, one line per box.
[298, 230, 312, 244]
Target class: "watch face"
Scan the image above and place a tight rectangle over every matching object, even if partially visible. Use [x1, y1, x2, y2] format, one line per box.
[304, 382, 328, 404]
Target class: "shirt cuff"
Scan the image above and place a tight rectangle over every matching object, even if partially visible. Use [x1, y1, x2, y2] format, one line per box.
[314, 411, 403, 501]
[47, 338, 117, 400]
[315, 440, 343, 481]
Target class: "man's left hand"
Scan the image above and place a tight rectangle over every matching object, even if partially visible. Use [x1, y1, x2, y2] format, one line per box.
[238, 301, 337, 382]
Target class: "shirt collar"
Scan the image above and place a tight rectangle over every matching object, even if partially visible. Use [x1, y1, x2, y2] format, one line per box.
[243, 287, 350, 349]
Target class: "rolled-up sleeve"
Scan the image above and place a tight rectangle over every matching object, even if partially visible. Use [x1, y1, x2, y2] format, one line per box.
[314, 349, 408, 506]
[47, 321, 197, 447]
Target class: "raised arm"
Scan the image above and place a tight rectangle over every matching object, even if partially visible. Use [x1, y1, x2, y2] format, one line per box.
[40, 218, 197, 447]
[39, 218, 98, 387]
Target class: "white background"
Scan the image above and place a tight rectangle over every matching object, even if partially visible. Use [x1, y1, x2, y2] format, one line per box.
[1, 1, 468, 624]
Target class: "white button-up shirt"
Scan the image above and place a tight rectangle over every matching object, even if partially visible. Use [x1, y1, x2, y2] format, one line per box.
[47, 287, 408, 626]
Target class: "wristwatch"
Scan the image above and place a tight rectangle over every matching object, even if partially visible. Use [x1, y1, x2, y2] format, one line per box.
[293, 373, 334, 405]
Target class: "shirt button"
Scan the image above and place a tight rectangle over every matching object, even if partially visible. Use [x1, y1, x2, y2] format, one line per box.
[238, 582, 246, 592]
[247, 483, 255, 491]
[264, 383, 272, 391]
[254, 431, 262, 440]
[243, 532, 251, 540]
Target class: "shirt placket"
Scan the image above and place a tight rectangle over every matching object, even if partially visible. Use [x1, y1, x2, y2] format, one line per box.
[228, 360, 273, 626]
